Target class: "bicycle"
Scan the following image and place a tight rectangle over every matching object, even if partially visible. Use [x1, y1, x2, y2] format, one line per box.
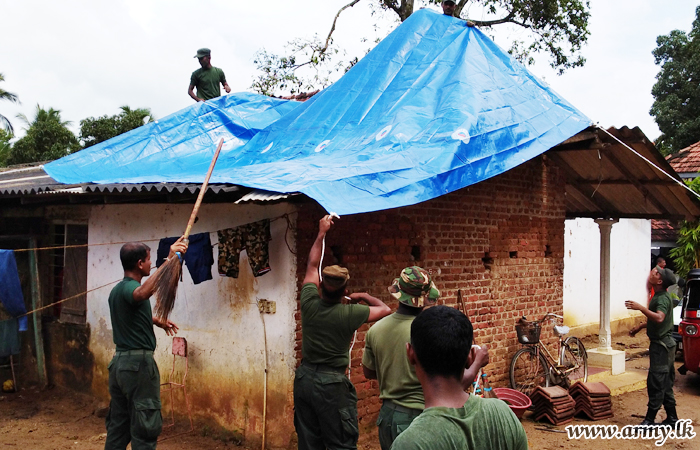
[509, 313, 588, 396]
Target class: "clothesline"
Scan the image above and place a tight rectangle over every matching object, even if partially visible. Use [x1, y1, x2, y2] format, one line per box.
[5, 213, 296, 254]
[18, 278, 123, 318]
[9, 212, 297, 319]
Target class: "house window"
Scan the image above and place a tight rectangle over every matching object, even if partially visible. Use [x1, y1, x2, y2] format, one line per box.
[52, 223, 88, 325]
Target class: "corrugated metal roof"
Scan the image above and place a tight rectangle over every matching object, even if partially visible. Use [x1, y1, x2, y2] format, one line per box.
[0, 164, 298, 204]
[549, 126, 700, 221]
[235, 189, 292, 203]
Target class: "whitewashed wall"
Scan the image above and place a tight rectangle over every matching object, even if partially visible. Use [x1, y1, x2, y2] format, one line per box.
[563, 218, 650, 331]
[86, 202, 298, 447]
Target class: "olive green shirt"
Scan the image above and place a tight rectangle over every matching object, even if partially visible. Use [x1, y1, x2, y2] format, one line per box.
[647, 291, 674, 341]
[363, 312, 424, 410]
[300, 282, 369, 368]
[390, 395, 528, 450]
[190, 66, 227, 101]
[108, 277, 156, 352]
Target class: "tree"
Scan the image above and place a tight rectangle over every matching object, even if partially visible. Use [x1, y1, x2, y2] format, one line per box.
[79, 105, 154, 148]
[0, 129, 12, 167]
[670, 177, 700, 278]
[0, 73, 20, 135]
[252, 0, 591, 96]
[650, 6, 700, 155]
[8, 105, 80, 165]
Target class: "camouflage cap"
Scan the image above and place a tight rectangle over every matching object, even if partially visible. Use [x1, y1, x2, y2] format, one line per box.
[659, 268, 677, 289]
[388, 266, 440, 308]
[322, 265, 350, 291]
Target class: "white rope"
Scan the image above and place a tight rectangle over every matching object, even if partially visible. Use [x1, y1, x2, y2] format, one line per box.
[596, 125, 700, 201]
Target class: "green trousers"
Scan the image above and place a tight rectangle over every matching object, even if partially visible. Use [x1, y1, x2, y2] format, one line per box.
[293, 362, 359, 450]
[377, 400, 422, 450]
[647, 337, 676, 412]
[105, 352, 162, 450]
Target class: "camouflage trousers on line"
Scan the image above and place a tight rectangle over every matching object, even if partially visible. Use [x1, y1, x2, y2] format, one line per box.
[217, 219, 271, 278]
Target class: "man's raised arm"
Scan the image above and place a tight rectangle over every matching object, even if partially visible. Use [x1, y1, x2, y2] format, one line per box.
[303, 215, 334, 287]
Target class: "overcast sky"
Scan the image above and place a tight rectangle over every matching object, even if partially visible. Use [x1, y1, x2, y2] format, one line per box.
[1, 0, 698, 142]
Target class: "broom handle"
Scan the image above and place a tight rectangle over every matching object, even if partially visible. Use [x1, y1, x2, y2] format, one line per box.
[183, 138, 224, 240]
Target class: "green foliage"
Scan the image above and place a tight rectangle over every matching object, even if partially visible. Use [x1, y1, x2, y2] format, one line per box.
[252, 38, 343, 96]
[669, 176, 700, 278]
[79, 105, 153, 148]
[0, 73, 20, 136]
[8, 105, 80, 165]
[0, 129, 12, 167]
[252, 0, 591, 96]
[650, 6, 700, 154]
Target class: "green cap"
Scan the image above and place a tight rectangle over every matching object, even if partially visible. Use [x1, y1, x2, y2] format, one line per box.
[194, 48, 211, 58]
[322, 265, 350, 291]
[388, 266, 440, 308]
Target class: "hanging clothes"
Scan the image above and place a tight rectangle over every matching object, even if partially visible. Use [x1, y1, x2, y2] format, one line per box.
[0, 318, 20, 356]
[218, 219, 272, 278]
[156, 232, 213, 285]
[0, 250, 28, 331]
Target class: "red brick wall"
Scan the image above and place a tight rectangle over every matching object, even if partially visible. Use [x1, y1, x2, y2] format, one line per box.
[294, 155, 565, 435]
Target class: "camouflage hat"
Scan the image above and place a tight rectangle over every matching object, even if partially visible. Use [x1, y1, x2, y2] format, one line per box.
[322, 265, 350, 291]
[659, 268, 677, 289]
[388, 266, 440, 308]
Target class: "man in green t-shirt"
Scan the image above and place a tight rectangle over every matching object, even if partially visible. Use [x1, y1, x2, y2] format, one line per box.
[104, 238, 187, 450]
[188, 48, 231, 102]
[362, 267, 488, 450]
[390, 306, 528, 450]
[294, 215, 391, 450]
[626, 267, 678, 427]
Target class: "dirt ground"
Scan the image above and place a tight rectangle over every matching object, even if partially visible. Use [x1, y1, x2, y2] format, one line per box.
[1, 334, 699, 450]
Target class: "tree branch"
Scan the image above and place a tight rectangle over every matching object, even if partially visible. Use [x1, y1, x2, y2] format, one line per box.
[381, 0, 402, 18]
[469, 9, 516, 27]
[322, 0, 363, 53]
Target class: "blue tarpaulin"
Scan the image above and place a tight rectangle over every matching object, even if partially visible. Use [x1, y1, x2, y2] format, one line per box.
[45, 9, 590, 216]
[0, 250, 28, 332]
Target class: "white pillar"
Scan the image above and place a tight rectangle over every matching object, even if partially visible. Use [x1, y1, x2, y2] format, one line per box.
[588, 218, 625, 375]
[594, 218, 618, 351]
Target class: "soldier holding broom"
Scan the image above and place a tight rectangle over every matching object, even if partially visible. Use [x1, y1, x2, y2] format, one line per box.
[105, 237, 187, 450]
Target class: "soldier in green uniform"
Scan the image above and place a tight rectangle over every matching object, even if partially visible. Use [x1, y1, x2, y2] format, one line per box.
[362, 267, 489, 450]
[104, 238, 187, 450]
[390, 306, 528, 450]
[626, 267, 678, 426]
[188, 48, 231, 102]
[294, 215, 391, 450]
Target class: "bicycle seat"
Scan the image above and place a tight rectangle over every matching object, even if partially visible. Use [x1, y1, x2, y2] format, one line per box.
[553, 325, 569, 336]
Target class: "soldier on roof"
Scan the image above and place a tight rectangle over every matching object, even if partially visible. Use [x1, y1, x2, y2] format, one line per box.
[188, 48, 231, 102]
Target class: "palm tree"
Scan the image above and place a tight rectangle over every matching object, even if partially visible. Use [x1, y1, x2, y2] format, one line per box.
[16, 105, 72, 129]
[0, 73, 20, 135]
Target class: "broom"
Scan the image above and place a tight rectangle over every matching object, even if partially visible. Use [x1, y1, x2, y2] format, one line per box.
[153, 138, 225, 321]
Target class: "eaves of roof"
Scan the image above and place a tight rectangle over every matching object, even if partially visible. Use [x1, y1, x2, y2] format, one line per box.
[549, 126, 700, 221]
[0, 164, 295, 206]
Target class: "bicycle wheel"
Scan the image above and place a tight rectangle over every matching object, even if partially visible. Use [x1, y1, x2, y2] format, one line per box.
[562, 336, 588, 384]
[510, 347, 549, 396]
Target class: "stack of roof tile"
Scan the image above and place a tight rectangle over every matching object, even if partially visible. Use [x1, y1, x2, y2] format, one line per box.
[570, 382, 613, 420]
[531, 386, 576, 425]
